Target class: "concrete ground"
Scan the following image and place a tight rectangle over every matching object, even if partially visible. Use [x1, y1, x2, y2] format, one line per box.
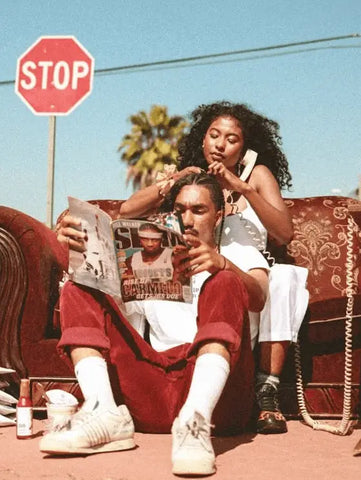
[1, 418, 360, 480]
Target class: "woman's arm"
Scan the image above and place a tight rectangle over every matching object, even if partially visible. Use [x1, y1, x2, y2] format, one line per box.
[119, 166, 202, 219]
[119, 183, 164, 218]
[244, 165, 293, 245]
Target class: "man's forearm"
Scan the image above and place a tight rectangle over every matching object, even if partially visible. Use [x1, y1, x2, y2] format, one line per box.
[223, 257, 268, 312]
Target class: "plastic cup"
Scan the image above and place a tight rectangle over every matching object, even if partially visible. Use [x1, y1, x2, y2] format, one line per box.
[46, 403, 78, 432]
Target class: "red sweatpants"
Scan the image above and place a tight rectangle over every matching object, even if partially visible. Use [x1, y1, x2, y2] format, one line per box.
[58, 270, 255, 434]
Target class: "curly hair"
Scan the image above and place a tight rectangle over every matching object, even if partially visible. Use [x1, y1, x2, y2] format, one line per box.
[178, 101, 292, 190]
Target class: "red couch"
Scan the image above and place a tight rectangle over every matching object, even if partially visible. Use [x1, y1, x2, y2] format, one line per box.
[0, 196, 360, 418]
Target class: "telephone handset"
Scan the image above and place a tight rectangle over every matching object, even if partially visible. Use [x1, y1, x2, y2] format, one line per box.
[239, 149, 258, 182]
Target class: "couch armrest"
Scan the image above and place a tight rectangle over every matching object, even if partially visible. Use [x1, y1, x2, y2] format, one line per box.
[0, 206, 68, 379]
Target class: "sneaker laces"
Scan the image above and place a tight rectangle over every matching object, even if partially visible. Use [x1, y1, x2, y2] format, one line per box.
[256, 383, 281, 412]
[179, 413, 214, 452]
[189, 417, 211, 439]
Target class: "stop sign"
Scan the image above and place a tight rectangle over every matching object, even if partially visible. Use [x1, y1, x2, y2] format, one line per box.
[15, 36, 94, 115]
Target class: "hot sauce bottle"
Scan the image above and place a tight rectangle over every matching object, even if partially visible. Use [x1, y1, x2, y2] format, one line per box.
[16, 379, 33, 439]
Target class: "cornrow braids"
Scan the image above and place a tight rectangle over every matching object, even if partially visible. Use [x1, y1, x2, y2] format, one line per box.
[160, 171, 226, 249]
[216, 197, 225, 252]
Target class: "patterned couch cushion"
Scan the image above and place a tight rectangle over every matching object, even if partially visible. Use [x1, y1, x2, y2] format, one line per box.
[282, 196, 361, 344]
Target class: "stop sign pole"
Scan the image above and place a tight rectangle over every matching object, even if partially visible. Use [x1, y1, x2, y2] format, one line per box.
[47, 115, 56, 228]
[15, 36, 94, 228]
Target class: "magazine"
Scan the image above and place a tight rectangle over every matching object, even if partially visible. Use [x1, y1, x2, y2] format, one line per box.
[67, 197, 193, 303]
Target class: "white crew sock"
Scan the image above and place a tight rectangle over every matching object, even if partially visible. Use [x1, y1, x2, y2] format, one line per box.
[178, 353, 230, 426]
[74, 356, 119, 413]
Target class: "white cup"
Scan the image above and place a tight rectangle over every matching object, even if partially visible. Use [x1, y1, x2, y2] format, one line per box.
[46, 403, 78, 432]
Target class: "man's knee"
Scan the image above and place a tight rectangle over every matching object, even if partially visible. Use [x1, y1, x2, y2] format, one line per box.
[197, 341, 230, 363]
[199, 270, 249, 311]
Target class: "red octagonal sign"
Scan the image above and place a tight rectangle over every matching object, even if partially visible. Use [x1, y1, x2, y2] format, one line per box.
[15, 36, 94, 116]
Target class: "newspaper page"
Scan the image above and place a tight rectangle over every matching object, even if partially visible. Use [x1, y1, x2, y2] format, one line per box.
[68, 197, 120, 296]
[112, 218, 193, 303]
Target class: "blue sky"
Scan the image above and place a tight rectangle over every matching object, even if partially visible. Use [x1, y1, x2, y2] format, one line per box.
[1, 0, 360, 224]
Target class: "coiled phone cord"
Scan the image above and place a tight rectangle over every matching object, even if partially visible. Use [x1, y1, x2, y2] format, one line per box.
[236, 213, 276, 267]
[294, 213, 357, 435]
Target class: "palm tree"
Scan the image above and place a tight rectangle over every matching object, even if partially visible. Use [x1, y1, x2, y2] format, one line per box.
[348, 176, 361, 200]
[118, 105, 189, 190]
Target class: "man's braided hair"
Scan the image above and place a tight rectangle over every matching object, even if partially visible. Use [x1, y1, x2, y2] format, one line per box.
[160, 171, 225, 250]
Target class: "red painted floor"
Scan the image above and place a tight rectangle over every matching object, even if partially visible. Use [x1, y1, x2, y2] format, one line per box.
[1, 419, 360, 479]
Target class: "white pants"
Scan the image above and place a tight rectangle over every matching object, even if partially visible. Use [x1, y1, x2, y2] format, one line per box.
[249, 264, 309, 347]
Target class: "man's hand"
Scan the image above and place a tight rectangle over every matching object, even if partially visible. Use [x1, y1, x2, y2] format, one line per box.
[55, 215, 86, 252]
[179, 233, 225, 276]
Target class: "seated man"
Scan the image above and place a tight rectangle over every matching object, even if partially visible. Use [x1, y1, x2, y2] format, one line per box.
[40, 172, 269, 476]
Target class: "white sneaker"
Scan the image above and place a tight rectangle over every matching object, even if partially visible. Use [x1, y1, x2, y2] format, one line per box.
[171, 411, 216, 476]
[39, 399, 135, 455]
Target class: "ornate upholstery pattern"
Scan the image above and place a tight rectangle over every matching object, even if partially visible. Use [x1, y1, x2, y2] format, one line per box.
[285, 197, 360, 306]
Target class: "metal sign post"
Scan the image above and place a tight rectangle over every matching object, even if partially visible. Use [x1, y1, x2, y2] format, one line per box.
[46, 116, 56, 228]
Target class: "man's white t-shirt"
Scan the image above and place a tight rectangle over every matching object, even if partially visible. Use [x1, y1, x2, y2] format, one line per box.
[121, 242, 269, 352]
